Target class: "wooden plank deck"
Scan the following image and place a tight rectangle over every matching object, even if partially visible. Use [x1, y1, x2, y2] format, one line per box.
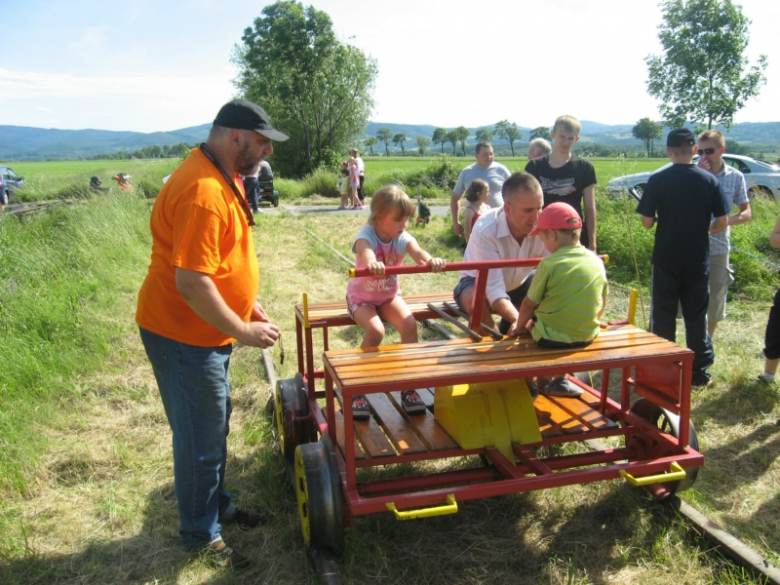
[329, 385, 624, 462]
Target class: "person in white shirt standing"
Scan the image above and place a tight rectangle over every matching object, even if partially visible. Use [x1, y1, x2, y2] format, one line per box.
[350, 148, 365, 203]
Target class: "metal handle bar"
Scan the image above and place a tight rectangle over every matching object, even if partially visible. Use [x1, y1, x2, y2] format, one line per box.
[349, 256, 608, 279]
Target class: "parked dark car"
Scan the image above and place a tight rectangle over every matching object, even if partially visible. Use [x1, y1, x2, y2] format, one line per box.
[0, 166, 25, 203]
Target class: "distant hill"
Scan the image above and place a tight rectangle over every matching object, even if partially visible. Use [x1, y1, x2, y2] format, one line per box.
[1, 120, 778, 161]
[0, 124, 212, 160]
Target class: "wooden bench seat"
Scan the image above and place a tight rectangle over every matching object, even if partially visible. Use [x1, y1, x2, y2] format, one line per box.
[295, 292, 458, 328]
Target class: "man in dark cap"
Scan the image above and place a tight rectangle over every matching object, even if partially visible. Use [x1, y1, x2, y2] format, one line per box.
[136, 99, 287, 567]
[637, 128, 729, 388]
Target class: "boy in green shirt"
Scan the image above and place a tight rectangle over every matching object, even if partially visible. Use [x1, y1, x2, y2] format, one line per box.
[512, 202, 608, 397]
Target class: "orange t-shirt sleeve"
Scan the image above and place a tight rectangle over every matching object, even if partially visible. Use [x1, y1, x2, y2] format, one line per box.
[171, 202, 228, 274]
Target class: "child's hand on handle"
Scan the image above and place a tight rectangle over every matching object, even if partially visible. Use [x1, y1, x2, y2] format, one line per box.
[424, 257, 446, 272]
[367, 261, 386, 276]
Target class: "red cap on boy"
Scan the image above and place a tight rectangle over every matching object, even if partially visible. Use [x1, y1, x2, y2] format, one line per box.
[530, 202, 582, 235]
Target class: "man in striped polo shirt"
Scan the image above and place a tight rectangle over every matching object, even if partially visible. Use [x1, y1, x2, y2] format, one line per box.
[697, 130, 751, 339]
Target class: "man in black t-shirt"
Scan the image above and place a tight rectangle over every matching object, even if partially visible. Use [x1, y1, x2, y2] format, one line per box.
[637, 128, 728, 388]
[525, 115, 597, 251]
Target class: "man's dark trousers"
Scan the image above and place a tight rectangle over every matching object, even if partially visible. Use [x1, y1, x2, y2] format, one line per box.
[650, 264, 714, 385]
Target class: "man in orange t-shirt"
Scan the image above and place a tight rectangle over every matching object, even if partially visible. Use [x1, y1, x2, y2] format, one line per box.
[136, 99, 287, 566]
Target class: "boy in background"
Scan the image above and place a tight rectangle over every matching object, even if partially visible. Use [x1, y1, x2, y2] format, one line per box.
[525, 115, 597, 251]
[512, 202, 607, 397]
[637, 128, 729, 388]
[696, 129, 751, 339]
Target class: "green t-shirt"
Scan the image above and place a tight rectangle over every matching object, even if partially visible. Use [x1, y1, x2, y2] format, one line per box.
[527, 245, 608, 344]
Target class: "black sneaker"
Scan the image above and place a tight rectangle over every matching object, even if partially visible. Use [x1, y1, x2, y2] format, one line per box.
[231, 508, 266, 528]
[401, 390, 426, 415]
[200, 539, 252, 570]
[352, 395, 370, 420]
[543, 377, 583, 398]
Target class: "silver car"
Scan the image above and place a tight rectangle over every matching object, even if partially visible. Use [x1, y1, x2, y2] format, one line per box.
[607, 154, 780, 199]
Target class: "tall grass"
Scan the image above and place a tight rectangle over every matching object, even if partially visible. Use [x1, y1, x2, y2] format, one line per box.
[0, 196, 151, 495]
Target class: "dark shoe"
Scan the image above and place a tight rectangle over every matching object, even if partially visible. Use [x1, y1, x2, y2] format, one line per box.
[757, 374, 776, 385]
[352, 395, 370, 420]
[231, 508, 266, 528]
[525, 378, 539, 399]
[401, 390, 426, 415]
[200, 539, 252, 570]
[692, 378, 714, 389]
[543, 377, 583, 398]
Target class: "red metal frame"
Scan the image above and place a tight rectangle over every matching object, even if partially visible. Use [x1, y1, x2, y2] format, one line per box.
[291, 259, 702, 522]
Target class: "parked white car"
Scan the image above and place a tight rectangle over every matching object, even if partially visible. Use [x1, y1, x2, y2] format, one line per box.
[607, 154, 780, 199]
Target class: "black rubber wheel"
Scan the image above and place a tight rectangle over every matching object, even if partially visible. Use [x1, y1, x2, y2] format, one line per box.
[275, 373, 311, 461]
[749, 185, 774, 200]
[625, 398, 699, 500]
[295, 436, 345, 555]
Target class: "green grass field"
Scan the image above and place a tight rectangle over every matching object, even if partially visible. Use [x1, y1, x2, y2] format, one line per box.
[361, 155, 667, 184]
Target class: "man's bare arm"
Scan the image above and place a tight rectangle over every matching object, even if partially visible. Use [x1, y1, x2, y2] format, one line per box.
[450, 191, 463, 237]
[583, 184, 597, 251]
[175, 267, 279, 348]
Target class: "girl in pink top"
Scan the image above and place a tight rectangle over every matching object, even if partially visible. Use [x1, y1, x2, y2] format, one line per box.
[346, 185, 445, 417]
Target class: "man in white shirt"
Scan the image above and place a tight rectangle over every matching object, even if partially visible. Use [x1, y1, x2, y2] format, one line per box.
[453, 171, 547, 335]
[450, 141, 511, 237]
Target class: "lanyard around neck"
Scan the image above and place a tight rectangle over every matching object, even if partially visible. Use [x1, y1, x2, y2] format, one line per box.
[199, 143, 255, 227]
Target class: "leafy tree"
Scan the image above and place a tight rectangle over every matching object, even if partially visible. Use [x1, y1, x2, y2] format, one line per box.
[475, 128, 493, 142]
[530, 126, 552, 141]
[495, 120, 522, 156]
[416, 135, 431, 156]
[363, 136, 377, 155]
[234, 1, 377, 177]
[392, 133, 408, 156]
[432, 127, 448, 153]
[445, 130, 459, 155]
[646, 0, 767, 130]
[632, 118, 663, 157]
[376, 127, 393, 156]
[453, 126, 470, 156]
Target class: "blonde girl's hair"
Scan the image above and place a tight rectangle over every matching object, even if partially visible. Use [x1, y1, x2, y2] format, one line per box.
[368, 185, 416, 226]
[465, 178, 489, 203]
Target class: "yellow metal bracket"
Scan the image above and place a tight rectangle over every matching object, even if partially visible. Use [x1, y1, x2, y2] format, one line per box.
[303, 293, 310, 329]
[620, 461, 686, 486]
[386, 494, 458, 521]
[627, 288, 638, 325]
[348, 268, 356, 278]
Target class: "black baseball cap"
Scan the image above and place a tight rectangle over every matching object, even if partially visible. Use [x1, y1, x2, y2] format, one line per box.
[213, 99, 289, 142]
[667, 128, 695, 147]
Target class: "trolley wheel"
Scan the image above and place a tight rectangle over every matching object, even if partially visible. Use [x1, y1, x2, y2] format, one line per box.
[275, 373, 311, 461]
[294, 436, 345, 555]
[625, 398, 699, 500]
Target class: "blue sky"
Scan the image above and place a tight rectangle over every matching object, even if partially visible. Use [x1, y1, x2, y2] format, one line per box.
[1, 0, 778, 133]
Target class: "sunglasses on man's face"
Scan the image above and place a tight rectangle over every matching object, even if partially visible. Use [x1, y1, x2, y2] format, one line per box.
[699, 147, 717, 155]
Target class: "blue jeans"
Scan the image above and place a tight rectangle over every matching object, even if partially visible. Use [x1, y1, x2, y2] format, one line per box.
[139, 327, 235, 549]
